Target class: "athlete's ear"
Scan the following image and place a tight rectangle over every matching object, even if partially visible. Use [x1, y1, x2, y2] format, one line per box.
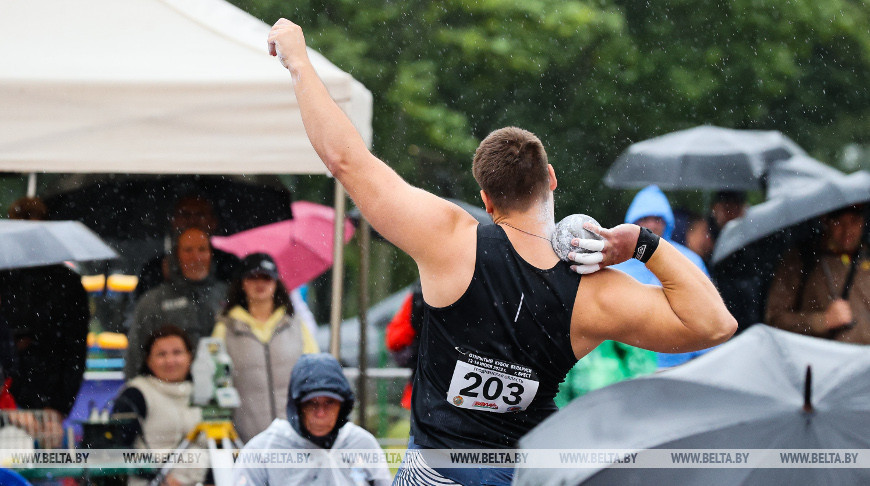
[548, 164, 557, 191]
[481, 190, 494, 214]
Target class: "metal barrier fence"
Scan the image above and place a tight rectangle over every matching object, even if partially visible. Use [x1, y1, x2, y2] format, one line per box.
[0, 409, 72, 457]
[343, 367, 412, 447]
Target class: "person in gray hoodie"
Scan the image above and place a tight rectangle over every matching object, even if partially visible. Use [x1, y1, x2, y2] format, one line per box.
[125, 227, 227, 379]
[233, 353, 391, 486]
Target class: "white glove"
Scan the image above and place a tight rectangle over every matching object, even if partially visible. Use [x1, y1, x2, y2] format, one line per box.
[551, 214, 605, 275]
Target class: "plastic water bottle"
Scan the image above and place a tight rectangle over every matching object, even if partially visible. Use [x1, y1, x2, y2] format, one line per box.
[88, 400, 100, 422]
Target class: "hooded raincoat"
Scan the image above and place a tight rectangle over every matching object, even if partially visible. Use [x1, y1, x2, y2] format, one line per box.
[611, 185, 709, 283]
[233, 353, 391, 486]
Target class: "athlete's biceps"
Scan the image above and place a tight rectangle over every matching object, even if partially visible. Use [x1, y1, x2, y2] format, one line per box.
[601, 283, 669, 340]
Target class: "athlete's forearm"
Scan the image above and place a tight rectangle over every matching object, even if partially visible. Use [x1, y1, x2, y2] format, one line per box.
[290, 61, 370, 178]
[269, 19, 370, 178]
[645, 241, 736, 344]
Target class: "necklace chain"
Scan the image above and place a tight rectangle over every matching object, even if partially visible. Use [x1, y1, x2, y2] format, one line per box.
[497, 222, 550, 242]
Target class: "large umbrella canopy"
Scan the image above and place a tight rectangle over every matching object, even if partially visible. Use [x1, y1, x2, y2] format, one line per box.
[0, 0, 372, 174]
[514, 325, 870, 486]
[211, 201, 355, 291]
[0, 220, 118, 270]
[604, 126, 806, 191]
[41, 174, 293, 240]
[765, 154, 845, 200]
[712, 170, 870, 264]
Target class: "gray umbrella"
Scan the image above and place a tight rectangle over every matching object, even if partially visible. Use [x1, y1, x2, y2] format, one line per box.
[514, 325, 870, 486]
[0, 220, 118, 270]
[712, 170, 870, 264]
[604, 125, 806, 191]
[765, 154, 844, 200]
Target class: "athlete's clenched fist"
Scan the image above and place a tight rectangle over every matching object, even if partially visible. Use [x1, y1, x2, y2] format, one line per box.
[268, 18, 309, 74]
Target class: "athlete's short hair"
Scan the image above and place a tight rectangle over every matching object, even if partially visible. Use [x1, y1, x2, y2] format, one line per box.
[472, 127, 550, 213]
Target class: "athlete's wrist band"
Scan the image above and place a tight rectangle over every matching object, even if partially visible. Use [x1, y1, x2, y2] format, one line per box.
[633, 227, 660, 263]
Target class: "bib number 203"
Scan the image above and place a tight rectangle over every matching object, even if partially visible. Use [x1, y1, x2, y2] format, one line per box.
[458, 372, 524, 405]
[446, 353, 539, 412]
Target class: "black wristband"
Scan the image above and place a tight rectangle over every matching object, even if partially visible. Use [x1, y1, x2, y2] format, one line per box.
[633, 227, 660, 263]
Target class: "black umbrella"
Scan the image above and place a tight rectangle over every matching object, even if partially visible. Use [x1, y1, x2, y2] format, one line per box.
[514, 325, 870, 486]
[604, 125, 806, 191]
[41, 174, 293, 240]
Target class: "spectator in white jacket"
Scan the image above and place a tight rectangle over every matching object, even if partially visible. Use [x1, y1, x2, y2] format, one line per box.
[233, 353, 391, 486]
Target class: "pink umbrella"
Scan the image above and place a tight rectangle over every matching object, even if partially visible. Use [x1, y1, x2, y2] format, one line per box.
[211, 201, 355, 290]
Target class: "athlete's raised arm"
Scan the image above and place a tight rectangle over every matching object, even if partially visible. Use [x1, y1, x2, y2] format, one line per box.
[568, 223, 736, 355]
[267, 19, 477, 282]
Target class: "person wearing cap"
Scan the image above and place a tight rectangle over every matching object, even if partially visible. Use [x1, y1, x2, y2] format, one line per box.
[212, 253, 319, 442]
[233, 353, 391, 485]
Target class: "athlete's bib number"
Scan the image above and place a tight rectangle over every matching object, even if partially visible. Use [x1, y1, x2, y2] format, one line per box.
[446, 349, 539, 413]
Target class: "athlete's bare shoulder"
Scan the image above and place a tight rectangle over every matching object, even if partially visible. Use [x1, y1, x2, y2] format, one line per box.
[417, 212, 480, 308]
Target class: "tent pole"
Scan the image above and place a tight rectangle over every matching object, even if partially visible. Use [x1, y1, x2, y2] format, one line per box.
[329, 181, 347, 359]
[357, 217, 371, 428]
[26, 172, 37, 197]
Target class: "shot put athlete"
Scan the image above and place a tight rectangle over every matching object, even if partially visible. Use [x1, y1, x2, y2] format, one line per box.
[268, 19, 736, 486]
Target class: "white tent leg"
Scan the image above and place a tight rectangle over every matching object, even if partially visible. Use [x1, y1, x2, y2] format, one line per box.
[329, 180, 346, 359]
[26, 172, 37, 197]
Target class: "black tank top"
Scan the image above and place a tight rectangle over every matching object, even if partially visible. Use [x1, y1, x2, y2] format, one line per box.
[410, 224, 581, 449]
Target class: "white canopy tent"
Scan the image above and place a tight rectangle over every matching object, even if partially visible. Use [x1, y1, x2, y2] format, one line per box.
[0, 0, 373, 355]
[0, 0, 371, 172]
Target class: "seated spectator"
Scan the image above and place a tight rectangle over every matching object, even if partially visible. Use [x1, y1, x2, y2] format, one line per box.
[125, 227, 227, 379]
[112, 325, 208, 485]
[234, 353, 391, 485]
[765, 205, 869, 344]
[212, 253, 319, 442]
[134, 195, 240, 301]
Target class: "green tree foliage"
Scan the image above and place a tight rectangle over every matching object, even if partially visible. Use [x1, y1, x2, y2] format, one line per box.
[238, 0, 870, 216]
[234, 0, 870, 302]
